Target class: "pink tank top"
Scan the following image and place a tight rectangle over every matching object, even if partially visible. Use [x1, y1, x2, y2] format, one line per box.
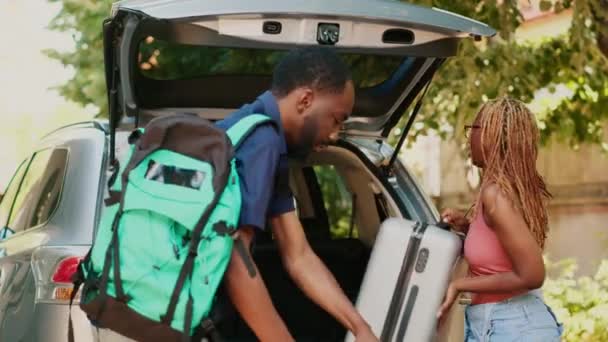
[463, 204, 526, 304]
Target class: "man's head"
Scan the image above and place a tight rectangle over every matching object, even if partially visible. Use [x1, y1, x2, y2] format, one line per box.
[272, 47, 355, 159]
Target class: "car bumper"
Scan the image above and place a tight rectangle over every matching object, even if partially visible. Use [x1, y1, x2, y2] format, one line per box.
[24, 303, 94, 342]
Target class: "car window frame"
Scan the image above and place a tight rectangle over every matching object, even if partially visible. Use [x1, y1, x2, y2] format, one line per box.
[27, 148, 70, 230]
[337, 139, 438, 223]
[0, 158, 33, 239]
[392, 160, 439, 223]
[2, 147, 70, 240]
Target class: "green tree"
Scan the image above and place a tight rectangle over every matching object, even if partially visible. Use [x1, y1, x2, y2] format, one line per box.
[45, 0, 110, 116]
[408, 0, 608, 150]
[46, 0, 608, 149]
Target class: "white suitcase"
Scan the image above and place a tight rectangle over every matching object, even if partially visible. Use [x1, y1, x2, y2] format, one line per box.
[346, 218, 462, 342]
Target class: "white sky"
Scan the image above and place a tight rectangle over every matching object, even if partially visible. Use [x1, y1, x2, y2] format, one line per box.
[0, 1, 74, 114]
[0, 0, 86, 187]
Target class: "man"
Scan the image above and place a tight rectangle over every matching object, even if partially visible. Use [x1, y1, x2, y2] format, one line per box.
[215, 47, 377, 341]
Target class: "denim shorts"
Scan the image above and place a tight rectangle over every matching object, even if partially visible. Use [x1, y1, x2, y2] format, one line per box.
[464, 291, 563, 341]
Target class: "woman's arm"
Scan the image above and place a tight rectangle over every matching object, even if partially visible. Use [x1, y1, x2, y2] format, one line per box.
[438, 184, 545, 319]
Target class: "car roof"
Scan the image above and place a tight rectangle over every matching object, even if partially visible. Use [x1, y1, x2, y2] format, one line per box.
[113, 0, 496, 38]
[42, 120, 108, 139]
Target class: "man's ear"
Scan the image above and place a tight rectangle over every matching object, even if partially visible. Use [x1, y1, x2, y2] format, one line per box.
[295, 87, 314, 114]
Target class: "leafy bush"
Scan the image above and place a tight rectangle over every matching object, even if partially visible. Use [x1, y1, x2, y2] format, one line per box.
[543, 258, 608, 341]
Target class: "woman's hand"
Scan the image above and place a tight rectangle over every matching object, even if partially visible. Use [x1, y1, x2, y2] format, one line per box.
[437, 281, 459, 323]
[440, 208, 470, 233]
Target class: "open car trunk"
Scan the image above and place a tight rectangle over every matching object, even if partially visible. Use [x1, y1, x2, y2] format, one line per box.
[105, 1, 496, 340]
[213, 144, 405, 341]
[107, 0, 495, 140]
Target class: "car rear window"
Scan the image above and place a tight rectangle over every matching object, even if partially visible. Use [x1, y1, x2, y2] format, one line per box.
[6, 148, 68, 234]
[138, 38, 404, 88]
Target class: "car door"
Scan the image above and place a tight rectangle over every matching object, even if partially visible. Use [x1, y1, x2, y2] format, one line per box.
[0, 157, 31, 341]
[0, 157, 30, 304]
[0, 158, 30, 241]
[0, 148, 69, 341]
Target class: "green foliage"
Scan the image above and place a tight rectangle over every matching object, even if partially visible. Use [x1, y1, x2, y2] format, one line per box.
[543, 258, 608, 341]
[45, 0, 608, 150]
[139, 40, 402, 90]
[138, 43, 279, 80]
[314, 166, 358, 239]
[401, 0, 608, 150]
[44, 0, 112, 116]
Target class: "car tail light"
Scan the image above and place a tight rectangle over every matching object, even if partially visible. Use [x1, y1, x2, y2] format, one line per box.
[52, 256, 81, 283]
[32, 246, 89, 304]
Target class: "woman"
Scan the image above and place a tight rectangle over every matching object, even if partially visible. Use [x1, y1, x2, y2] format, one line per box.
[437, 97, 563, 341]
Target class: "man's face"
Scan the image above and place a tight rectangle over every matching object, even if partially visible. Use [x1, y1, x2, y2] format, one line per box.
[288, 81, 355, 159]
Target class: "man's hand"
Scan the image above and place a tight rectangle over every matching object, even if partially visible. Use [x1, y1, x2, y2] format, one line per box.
[270, 212, 377, 340]
[353, 324, 379, 342]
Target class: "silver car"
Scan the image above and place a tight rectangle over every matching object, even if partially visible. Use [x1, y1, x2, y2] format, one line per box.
[0, 1, 495, 341]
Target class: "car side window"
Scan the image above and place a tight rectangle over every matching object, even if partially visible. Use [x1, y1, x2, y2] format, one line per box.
[313, 165, 356, 239]
[0, 159, 30, 239]
[7, 148, 68, 234]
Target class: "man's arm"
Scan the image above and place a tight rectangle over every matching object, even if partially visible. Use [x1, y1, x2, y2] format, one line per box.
[224, 226, 294, 342]
[270, 211, 377, 340]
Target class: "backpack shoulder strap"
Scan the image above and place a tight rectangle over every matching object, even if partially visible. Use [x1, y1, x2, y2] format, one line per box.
[226, 113, 276, 150]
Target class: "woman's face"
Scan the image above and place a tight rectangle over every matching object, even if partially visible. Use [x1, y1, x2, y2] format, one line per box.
[469, 115, 485, 168]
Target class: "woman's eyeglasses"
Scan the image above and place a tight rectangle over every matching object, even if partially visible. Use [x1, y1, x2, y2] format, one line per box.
[464, 124, 481, 138]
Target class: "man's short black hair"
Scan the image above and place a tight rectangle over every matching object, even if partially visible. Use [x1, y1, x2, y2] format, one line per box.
[271, 46, 352, 98]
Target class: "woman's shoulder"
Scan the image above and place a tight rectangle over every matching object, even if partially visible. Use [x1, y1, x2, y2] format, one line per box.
[479, 182, 514, 228]
[480, 182, 500, 210]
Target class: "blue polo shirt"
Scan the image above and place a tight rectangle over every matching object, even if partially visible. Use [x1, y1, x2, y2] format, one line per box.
[215, 91, 295, 230]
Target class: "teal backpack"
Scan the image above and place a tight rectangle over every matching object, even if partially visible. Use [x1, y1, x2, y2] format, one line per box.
[71, 113, 272, 342]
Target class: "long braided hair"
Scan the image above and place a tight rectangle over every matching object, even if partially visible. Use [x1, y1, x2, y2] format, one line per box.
[474, 97, 552, 248]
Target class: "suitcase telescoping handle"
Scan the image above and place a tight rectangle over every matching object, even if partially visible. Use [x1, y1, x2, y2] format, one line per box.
[436, 220, 466, 244]
[435, 221, 451, 230]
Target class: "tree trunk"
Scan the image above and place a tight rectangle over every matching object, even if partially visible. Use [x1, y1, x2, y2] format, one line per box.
[600, 35, 608, 59]
[596, 0, 608, 58]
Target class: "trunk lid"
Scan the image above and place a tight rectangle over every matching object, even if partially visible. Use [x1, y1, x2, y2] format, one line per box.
[105, 0, 495, 139]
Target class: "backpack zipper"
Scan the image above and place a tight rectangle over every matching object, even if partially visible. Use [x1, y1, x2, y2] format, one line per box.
[169, 222, 182, 260]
